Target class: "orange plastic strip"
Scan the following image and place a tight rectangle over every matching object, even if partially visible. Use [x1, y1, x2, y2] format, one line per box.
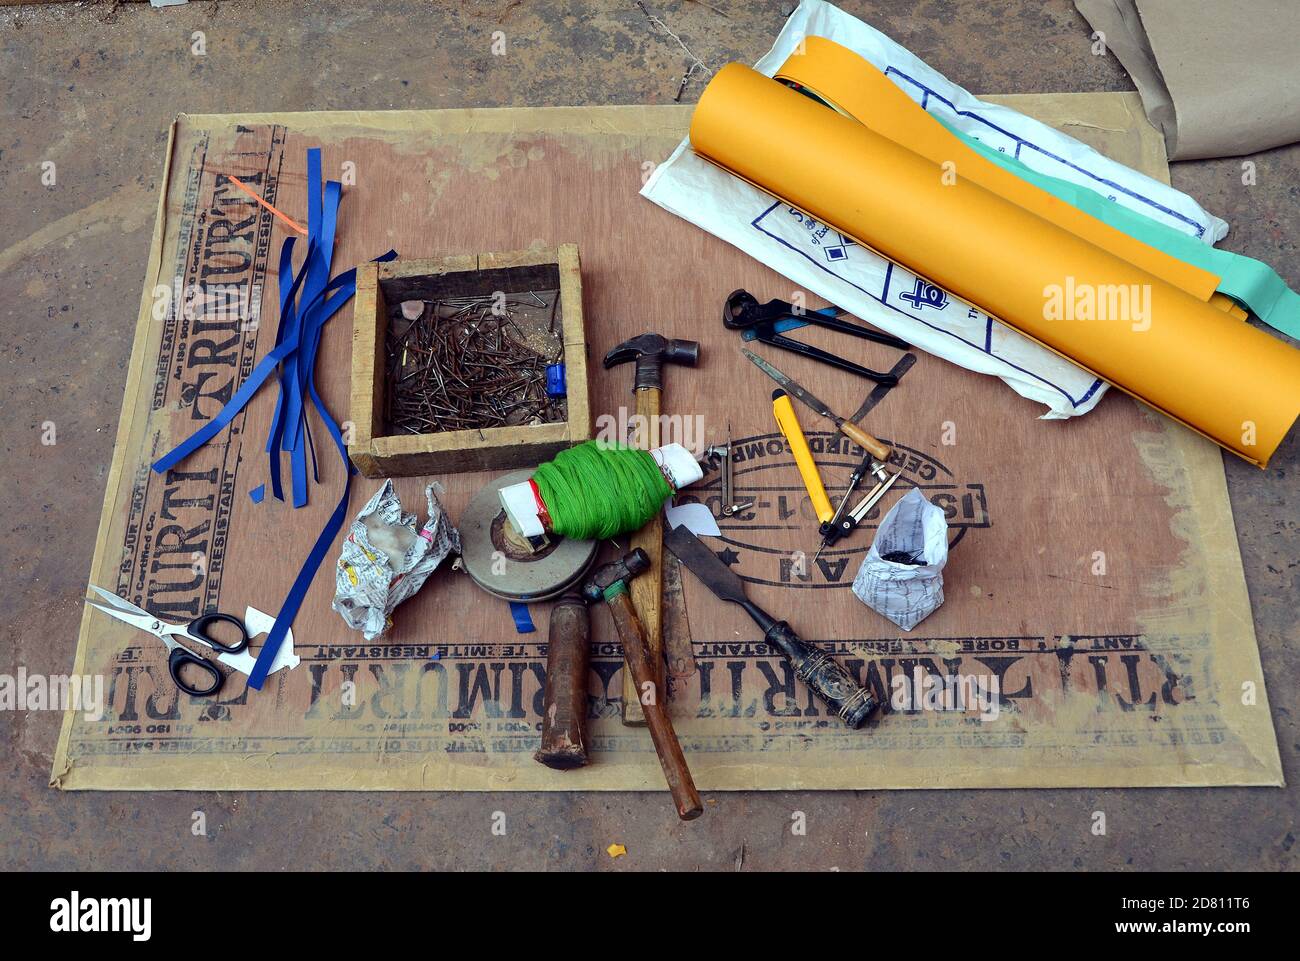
[228, 174, 308, 236]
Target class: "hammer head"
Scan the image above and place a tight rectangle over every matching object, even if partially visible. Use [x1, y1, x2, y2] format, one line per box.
[603, 333, 700, 392]
[582, 548, 651, 603]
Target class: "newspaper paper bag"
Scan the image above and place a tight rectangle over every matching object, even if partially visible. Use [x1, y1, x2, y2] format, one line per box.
[852, 488, 949, 631]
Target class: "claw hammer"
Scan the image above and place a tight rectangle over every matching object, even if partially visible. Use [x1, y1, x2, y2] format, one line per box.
[603, 333, 700, 726]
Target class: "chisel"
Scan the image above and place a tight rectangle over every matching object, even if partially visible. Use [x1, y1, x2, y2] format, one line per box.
[664, 524, 879, 729]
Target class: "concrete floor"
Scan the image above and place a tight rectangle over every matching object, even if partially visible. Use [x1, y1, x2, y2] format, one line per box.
[2, 0, 1296, 871]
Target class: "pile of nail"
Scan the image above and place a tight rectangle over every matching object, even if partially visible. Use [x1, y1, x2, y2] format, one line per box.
[385, 292, 565, 435]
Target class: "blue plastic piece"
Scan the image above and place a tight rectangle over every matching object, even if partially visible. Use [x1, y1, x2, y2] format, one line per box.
[739, 306, 839, 342]
[545, 363, 566, 398]
[509, 602, 536, 634]
[149, 147, 398, 693]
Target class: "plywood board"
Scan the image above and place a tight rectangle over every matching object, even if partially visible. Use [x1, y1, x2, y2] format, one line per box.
[52, 98, 1283, 790]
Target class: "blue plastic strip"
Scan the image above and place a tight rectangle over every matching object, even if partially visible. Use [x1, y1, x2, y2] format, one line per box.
[249, 484, 265, 504]
[150, 243, 316, 475]
[263, 238, 300, 476]
[276, 153, 324, 465]
[151, 146, 399, 694]
[247, 477, 353, 690]
[285, 166, 337, 507]
[287, 180, 341, 454]
[246, 288, 396, 682]
[249, 283, 368, 688]
[266, 239, 308, 502]
[509, 602, 536, 634]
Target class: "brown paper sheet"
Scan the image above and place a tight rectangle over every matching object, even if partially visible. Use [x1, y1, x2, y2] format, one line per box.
[52, 98, 1283, 791]
[1076, 0, 1300, 160]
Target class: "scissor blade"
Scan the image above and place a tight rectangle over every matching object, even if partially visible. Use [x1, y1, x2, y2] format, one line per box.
[88, 584, 150, 617]
[740, 348, 838, 422]
[85, 600, 159, 635]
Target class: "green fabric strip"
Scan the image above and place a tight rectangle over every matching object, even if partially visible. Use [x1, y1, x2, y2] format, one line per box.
[938, 116, 1300, 339]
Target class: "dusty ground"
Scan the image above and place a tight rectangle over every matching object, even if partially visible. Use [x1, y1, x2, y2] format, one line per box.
[1, 0, 1296, 871]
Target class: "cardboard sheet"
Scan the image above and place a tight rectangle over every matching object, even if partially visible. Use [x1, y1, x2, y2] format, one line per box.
[52, 100, 1282, 791]
[1076, 0, 1300, 160]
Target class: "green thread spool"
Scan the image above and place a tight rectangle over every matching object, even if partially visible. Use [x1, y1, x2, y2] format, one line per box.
[532, 441, 674, 541]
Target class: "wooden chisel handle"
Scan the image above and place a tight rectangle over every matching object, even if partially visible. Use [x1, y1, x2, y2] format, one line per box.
[763, 620, 878, 729]
[607, 588, 703, 820]
[837, 420, 891, 463]
[535, 594, 591, 770]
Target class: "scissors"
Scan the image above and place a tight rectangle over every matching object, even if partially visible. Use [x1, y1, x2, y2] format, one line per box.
[85, 586, 250, 697]
[723, 289, 910, 384]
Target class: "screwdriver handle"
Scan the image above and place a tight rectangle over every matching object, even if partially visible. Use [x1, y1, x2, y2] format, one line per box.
[837, 420, 890, 463]
[773, 390, 833, 523]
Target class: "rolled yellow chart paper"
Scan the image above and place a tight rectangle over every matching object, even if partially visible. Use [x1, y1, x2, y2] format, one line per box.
[773, 37, 1225, 308]
[689, 62, 1300, 466]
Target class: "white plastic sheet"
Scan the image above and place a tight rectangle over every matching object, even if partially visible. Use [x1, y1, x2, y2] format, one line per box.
[332, 481, 460, 641]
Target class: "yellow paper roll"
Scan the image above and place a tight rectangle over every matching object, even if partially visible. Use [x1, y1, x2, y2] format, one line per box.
[689, 62, 1300, 466]
[773, 38, 1224, 306]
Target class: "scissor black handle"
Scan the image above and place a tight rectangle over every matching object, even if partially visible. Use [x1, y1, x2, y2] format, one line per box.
[188, 612, 249, 654]
[167, 646, 223, 698]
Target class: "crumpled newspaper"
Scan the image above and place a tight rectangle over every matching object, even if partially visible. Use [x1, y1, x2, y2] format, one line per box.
[852, 488, 949, 631]
[332, 481, 460, 640]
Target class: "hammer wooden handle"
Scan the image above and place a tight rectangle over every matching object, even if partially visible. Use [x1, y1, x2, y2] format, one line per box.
[534, 594, 591, 770]
[622, 385, 663, 726]
[838, 420, 890, 463]
[607, 588, 703, 820]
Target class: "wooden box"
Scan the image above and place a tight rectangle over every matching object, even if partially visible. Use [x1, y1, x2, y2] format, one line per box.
[348, 244, 591, 477]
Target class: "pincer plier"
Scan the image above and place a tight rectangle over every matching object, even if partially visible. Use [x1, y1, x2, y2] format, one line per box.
[722, 289, 910, 385]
